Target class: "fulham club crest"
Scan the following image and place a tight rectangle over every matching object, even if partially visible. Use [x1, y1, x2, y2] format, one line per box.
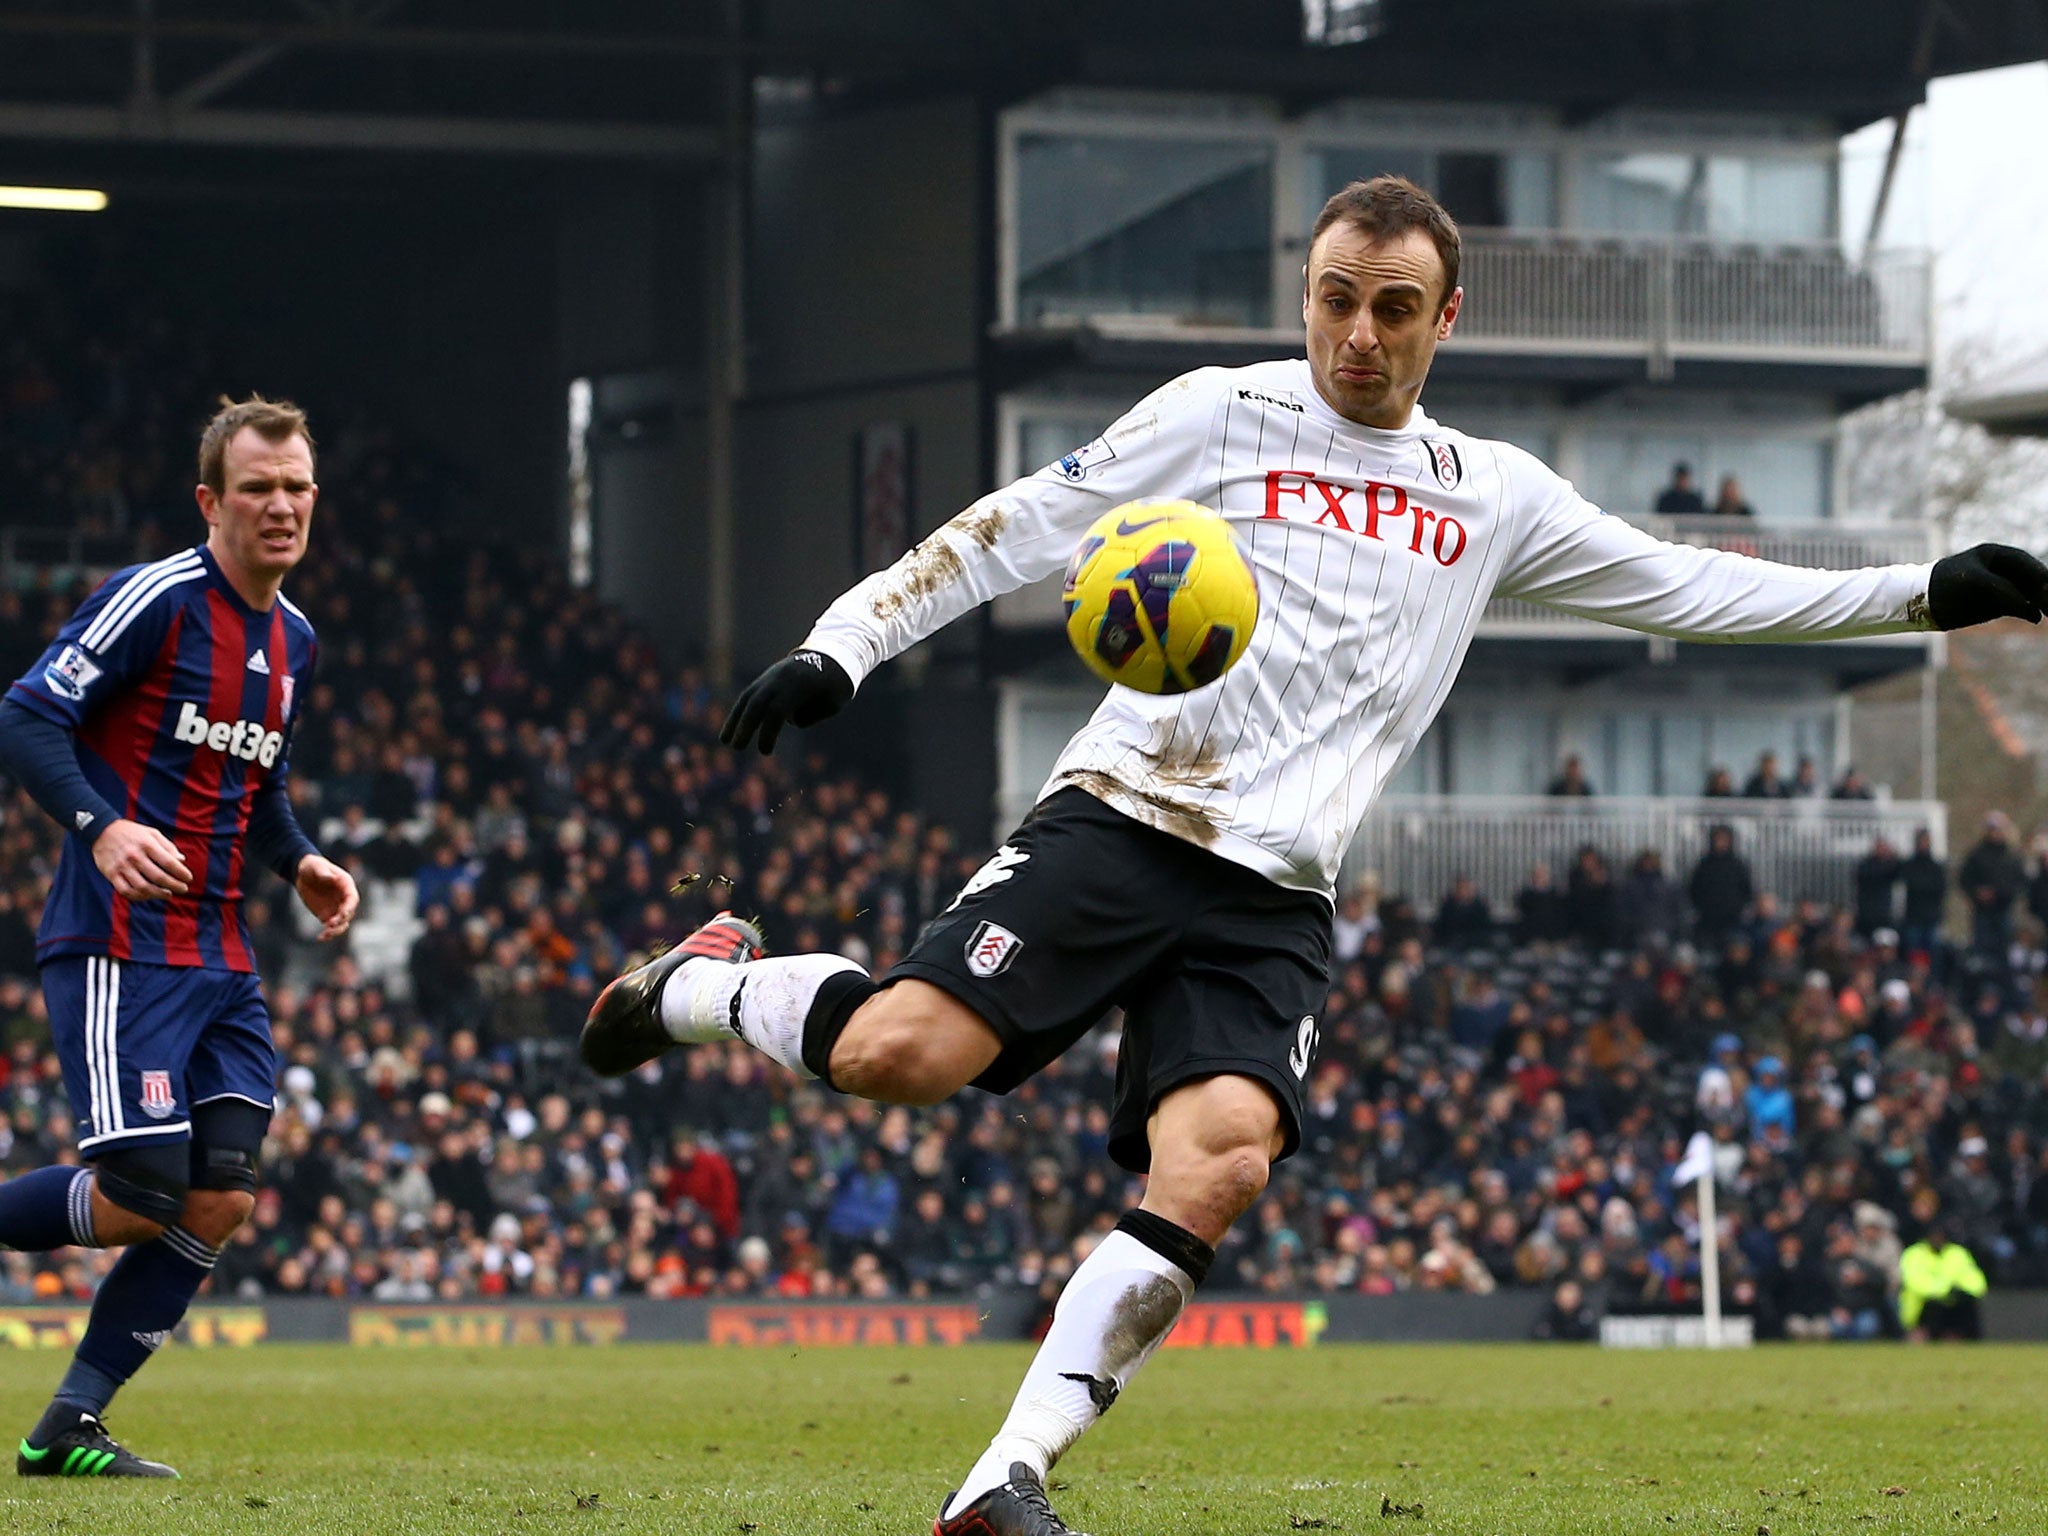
[964, 920, 1024, 978]
[1421, 438, 1463, 492]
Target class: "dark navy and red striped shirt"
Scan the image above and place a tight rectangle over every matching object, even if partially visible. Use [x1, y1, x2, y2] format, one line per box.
[8, 544, 317, 971]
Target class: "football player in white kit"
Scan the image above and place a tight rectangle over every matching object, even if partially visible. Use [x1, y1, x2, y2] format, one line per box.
[585, 177, 2048, 1535]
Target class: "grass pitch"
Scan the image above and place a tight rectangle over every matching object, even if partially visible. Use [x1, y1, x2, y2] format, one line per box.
[1, 1342, 2041, 1534]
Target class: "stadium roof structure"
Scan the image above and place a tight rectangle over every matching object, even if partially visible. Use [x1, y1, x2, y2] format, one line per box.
[0, 0, 2040, 165]
[1946, 354, 2048, 438]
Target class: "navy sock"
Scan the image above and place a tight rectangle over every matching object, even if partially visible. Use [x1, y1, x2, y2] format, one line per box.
[0, 1166, 96, 1252]
[57, 1227, 217, 1416]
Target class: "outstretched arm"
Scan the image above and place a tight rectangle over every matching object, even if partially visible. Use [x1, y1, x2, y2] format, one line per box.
[722, 370, 1227, 753]
[1497, 460, 1943, 642]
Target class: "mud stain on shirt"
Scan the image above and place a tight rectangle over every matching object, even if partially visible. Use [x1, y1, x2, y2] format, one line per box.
[1059, 768, 1222, 849]
[869, 503, 1011, 620]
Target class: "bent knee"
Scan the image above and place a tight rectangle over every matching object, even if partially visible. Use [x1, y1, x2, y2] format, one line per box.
[828, 989, 996, 1105]
[180, 1187, 256, 1247]
[830, 1015, 965, 1104]
[1146, 1140, 1274, 1241]
[1201, 1146, 1272, 1213]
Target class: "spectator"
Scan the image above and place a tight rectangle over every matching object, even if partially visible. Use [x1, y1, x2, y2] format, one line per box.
[1898, 1223, 1987, 1340]
[661, 1128, 741, 1241]
[1565, 845, 1618, 949]
[1514, 863, 1569, 946]
[1853, 836, 1902, 938]
[1849, 1202, 1902, 1298]
[1900, 829, 1948, 959]
[1696, 1033, 1743, 1123]
[1617, 849, 1682, 948]
[1788, 755, 1820, 798]
[1530, 1277, 1599, 1340]
[2027, 830, 2048, 937]
[1712, 475, 1755, 518]
[1831, 766, 1875, 801]
[1654, 462, 1707, 516]
[1824, 1226, 1891, 1340]
[1701, 766, 1735, 798]
[1758, 1232, 1832, 1340]
[1546, 754, 1595, 797]
[1743, 1056, 1795, 1143]
[1959, 812, 2024, 960]
[1332, 883, 1378, 963]
[1434, 876, 1492, 951]
[824, 1146, 900, 1267]
[1448, 970, 1513, 1053]
[1689, 825, 1754, 947]
[1742, 751, 1791, 800]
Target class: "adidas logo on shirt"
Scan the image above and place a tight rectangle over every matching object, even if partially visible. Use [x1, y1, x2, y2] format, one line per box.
[246, 650, 271, 674]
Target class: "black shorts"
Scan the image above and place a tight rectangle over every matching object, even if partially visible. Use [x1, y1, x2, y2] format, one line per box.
[889, 788, 1332, 1173]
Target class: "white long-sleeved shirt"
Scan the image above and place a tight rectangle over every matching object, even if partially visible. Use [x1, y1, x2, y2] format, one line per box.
[803, 359, 1933, 896]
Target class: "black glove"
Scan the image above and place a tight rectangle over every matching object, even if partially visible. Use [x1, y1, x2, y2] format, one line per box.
[720, 650, 855, 755]
[1927, 543, 2048, 630]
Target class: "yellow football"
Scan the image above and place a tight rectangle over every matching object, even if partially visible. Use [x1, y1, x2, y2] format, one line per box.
[1061, 500, 1259, 694]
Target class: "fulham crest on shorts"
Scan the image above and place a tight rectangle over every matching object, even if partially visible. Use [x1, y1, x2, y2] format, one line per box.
[965, 921, 1023, 978]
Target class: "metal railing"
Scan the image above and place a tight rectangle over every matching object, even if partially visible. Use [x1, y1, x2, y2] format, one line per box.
[1480, 515, 1936, 636]
[1452, 233, 1930, 367]
[1006, 233, 1931, 369]
[1345, 793, 1946, 911]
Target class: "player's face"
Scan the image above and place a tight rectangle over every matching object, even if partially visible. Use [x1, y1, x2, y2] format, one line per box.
[198, 428, 318, 587]
[1302, 225, 1461, 430]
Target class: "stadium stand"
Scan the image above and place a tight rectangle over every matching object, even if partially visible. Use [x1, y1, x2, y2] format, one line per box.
[4, 261, 2048, 1340]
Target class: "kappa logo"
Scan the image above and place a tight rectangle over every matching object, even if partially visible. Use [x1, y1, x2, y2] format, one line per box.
[946, 844, 1030, 911]
[1421, 438, 1464, 491]
[1289, 1015, 1320, 1080]
[42, 643, 104, 702]
[965, 920, 1024, 978]
[140, 1069, 176, 1119]
[1237, 387, 1304, 413]
[246, 649, 271, 674]
[1055, 437, 1118, 482]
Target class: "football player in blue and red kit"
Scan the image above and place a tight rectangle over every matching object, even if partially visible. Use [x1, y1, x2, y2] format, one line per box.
[0, 396, 355, 1477]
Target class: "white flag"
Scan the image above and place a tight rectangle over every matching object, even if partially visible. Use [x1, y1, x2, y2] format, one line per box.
[1673, 1131, 1715, 1186]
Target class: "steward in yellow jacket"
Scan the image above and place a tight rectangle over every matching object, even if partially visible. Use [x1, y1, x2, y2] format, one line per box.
[1899, 1223, 1987, 1339]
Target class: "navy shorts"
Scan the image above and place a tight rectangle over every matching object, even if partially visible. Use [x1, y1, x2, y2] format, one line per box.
[41, 956, 276, 1158]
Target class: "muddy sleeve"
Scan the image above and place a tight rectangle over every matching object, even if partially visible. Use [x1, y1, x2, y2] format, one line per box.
[801, 370, 1230, 689]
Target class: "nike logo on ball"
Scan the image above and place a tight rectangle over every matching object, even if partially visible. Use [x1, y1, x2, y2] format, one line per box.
[1115, 515, 1170, 536]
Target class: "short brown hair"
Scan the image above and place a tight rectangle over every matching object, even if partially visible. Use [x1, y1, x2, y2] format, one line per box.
[198, 394, 314, 494]
[1308, 176, 1461, 309]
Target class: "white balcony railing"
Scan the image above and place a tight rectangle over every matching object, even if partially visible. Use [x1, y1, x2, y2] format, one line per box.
[1012, 234, 1933, 371]
[1481, 516, 1936, 638]
[1346, 794, 1946, 914]
[1451, 233, 1931, 368]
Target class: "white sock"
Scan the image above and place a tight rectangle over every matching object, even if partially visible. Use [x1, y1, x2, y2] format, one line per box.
[942, 1228, 1196, 1519]
[659, 952, 867, 1077]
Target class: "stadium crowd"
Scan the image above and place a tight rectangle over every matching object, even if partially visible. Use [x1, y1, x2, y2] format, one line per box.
[3, 281, 2047, 1342]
